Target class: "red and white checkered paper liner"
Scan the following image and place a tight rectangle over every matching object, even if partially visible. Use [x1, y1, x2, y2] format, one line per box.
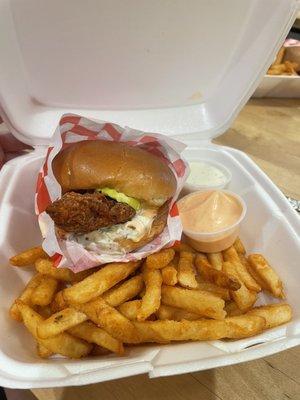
[35, 114, 189, 272]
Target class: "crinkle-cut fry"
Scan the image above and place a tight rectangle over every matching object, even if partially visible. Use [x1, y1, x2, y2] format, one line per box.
[239, 254, 266, 290]
[9, 274, 43, 321]
[157, 304, 201, 321]
[103, 275, 143, 307]
[118, 300, 142, 321]
[137, 268, 162, 321]
[222, 262, 257, 311]
[17, 301, 92, 358]
[74, 297, 139, 344]
[31, 276, 58, 306]
[69, 321, 124, 355]
[50, 290, 68, 313]
[35, 258, 75, 281]
[223, 247, 261, 292]
[133, 315, 265, 343]
[224, 301, 245, 317]
[161, 265, 178, 286]
[161, 285, 226, 320]
[246, 304, 292, 329]
[195, 254, 240, 291]
[145, 249, 175, 269]
[171, 242, 196, 253]
[197, 280, 230, 300]
[233, 238, 246, 255]
[177, 251, 198, 289]
[10, 247, 47, 267]
[64, 261, 140, 304]
[207, 252, 223, 270]
[247, 254, 285, 299]
[37, 308, 87, 339]
[36, 342, 53, 358]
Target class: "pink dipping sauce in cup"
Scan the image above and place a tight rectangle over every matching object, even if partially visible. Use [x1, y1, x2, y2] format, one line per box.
[177, 190, 246, 253]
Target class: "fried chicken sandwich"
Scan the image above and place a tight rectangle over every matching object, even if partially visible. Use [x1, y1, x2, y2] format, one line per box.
[46, 140, 177, 254]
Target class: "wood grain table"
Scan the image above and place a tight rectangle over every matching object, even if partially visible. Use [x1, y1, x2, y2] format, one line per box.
[31, 98, 300, 400]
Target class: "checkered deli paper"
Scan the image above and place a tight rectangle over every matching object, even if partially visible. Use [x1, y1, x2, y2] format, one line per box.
[35, 114, 189, 272]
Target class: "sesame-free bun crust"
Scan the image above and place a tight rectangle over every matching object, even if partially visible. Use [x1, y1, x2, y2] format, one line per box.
[53, 140, 177, 206]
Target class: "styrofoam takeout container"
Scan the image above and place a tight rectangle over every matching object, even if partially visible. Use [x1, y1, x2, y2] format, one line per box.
[0, 0, 299, 389]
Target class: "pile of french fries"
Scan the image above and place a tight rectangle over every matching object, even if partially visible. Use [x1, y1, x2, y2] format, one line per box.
[9, 238, 292, 359]
[267, 46, 299, 76]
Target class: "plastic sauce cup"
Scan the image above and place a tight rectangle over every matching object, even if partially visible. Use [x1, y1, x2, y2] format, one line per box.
[177, 190, 247, 253]
[183, 160, 232, 195]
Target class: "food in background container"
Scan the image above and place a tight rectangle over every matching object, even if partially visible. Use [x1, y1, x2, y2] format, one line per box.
[183, 160, 231, 194]
[177, 190, 246, 253]
[267, 44, 300, 76]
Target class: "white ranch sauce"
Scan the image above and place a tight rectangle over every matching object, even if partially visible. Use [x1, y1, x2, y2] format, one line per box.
[187, 161, 227, 187]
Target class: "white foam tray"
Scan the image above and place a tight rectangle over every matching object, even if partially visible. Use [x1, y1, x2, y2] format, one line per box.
[253, 74, 300, 98]
[0, 141, 299, 389]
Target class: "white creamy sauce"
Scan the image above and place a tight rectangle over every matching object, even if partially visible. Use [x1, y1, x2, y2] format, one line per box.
[73, 207, 156, 254]
[187, 161, 227, 187]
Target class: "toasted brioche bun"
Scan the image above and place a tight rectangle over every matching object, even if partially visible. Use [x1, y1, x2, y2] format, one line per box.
[53, 140, 176, 206]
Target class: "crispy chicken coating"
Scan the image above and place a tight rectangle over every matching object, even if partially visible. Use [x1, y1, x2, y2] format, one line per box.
[46, 191, 135, 234]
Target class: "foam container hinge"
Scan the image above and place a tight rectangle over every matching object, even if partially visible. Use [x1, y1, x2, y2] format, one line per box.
[0, 143, 299, 388]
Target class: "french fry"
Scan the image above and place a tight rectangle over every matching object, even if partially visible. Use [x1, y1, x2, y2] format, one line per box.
[223, 247, 261, 292]
[9, 274, 43, 321]
[161, 285, 226, 319]
[145, 249, 175, 269]
[197, 281, 230, 301]
[69, 321, 124, 355]
[133, 315, 265, 343]
[103, 275, 143, 307]
[31, 276, 58, 306]
[223, 262, 257, 311]
[36, 342, 53, 358]
[35, 258, 75, 281]
[137, 268, 162, 321]
[233, 238, 246, 255]
[195, 254, 240, 290]
[90, 345, 111, 356]
[63, 261, 140, 304]
[161, 265, 178, 286]
[247, 254, 285, 298]
[207, 252, 223, 271]
[10, 246, 47, 267]
[157, 304, 201, 321]
[17, 301, 92, 358]
[268, 63, 287, 75]
[118, 300, 142, 320]
[177, 251, 198, 289]
[50, 290, 68, 313]
[246, 304, 292, 329]
[271, 46, 285, 67]
[74, 297, 139, 343]
[172, 242, 196, 253]
[239, 254, 266, 288]
[284, 60, 299, 75]
[224, 301, 245, 317]
[37, 308, 87, 338]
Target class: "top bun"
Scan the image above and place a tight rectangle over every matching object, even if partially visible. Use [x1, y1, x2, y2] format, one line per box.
[53, 140, 177, 206]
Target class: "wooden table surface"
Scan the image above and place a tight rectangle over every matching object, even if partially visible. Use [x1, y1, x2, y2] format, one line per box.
[31, 98, 300, 400]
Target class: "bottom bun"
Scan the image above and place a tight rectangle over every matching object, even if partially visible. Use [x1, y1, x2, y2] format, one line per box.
[56, 202, 169, 253]
[116, 204, 169, 252]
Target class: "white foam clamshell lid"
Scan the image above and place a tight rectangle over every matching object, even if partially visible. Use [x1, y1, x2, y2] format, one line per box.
[0, 143, 299, 388]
